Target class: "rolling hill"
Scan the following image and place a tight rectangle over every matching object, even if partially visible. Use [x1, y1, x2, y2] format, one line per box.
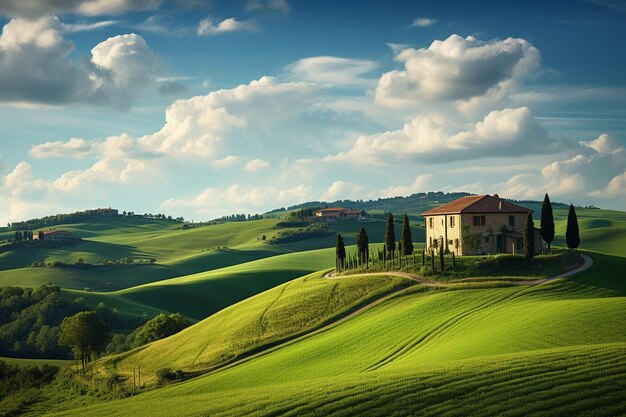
[46, 251, 626, 417]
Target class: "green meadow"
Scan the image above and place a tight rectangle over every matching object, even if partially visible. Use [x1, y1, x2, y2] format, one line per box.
[48, 251, 626, 417]
[0, 206, 624, 416]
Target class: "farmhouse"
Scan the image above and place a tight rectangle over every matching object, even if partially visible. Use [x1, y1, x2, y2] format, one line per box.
[423, 194, 543, 256]
[36, 230, 76, 241]
[313, 207, 363, 221]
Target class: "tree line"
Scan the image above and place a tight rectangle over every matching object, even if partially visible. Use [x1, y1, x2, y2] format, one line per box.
[336, 213, 415, 272]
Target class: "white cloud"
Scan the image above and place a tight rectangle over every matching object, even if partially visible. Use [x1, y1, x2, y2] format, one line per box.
[380, 174, 434, 197]
[0, 0, 162, 18]
[211, 155, 240, 168]
[410, 17, 438, 27]
[375, 34, 540, 108]
[61, 20, 118, 32]
[3, 162, 48, 197]
[320, 181, 366, 201]
[30, 138, 94, 158]
[162, 183, 310, 217]
[0, 18, 162, 107]
[590, 170, 626, 198]
[246, 0, 290, 14]
[244, 159, 270, 172]
[497, 133, 626, 201]
[197, 17, 257, 36]
[333, 107, 566, 164]
[286, 56, 378, 86]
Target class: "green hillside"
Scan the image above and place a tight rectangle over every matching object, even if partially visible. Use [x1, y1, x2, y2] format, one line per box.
[97, 271, 413, 382]
[47, 251, 626, 417]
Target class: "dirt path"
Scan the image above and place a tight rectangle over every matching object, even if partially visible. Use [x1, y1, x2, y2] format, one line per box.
[325, 254, 593, 288]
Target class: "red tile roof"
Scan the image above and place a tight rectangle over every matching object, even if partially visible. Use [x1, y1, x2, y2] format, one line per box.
[422, 194, 532, 215]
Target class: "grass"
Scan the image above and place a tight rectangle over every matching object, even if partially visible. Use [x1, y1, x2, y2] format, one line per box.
[0, 357, 72, 368]
[41, 250, 626, 417]
[95, 271, 413, 384]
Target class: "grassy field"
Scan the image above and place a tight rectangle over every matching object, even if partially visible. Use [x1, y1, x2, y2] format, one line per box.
[46, 250, 626, 417]
[0, 357, 72, 368]
[97, 271, 413, 382]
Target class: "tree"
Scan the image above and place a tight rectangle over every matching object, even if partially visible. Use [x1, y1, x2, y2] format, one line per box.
[523, 212, 536, 260]
[59, 311, 110, 373]
[400, 213, 414, 256]
[335, 234, 346, 271]
[540, 193, 555, 253]
[385, 213, 396, 261]
[130, 313, 190, 348]
[566, 204, 580, 250]
[356, 227, 369, 268]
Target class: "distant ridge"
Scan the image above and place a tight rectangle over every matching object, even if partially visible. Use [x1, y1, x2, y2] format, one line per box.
[266, 191, 572, 219]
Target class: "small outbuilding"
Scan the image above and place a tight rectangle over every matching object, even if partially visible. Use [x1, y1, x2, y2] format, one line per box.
[36, 230, 76, 241]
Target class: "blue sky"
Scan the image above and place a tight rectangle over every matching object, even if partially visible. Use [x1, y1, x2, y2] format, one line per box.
[0, 0, 625, 223]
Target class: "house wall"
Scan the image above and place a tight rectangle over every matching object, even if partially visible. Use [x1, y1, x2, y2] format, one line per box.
[425, 214, 462, 255]
[459, 212, 528, 255]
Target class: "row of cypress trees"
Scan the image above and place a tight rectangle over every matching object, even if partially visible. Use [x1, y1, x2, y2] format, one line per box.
[336, 213, 415, 272]
[524, 193, 579, 260]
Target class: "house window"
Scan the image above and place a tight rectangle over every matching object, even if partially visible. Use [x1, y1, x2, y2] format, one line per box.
[485, 236, 490, 243]
[429, 218, 433, 228]
[473, 215, 485, 226]
[450, 216, 455, 228]
[509, 215, 515, 227]
[429, 237, 432, 247]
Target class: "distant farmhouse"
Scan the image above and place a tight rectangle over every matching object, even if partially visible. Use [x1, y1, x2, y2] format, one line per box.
[314, 207, 364, 222]
[88, 207, 119, 216]
[423, 194, 542, 256]
[34, 230, 76, 241]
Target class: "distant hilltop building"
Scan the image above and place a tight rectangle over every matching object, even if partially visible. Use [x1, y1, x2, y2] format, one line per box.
[88, 207, 119, 216]
[34, 230, 76, 241]
[314, 207, 364, 221]
[423, 194, 542, 256]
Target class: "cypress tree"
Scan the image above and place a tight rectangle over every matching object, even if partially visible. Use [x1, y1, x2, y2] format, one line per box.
[566, 204, 580, 250]
[439, 243, 444, 273]
[335, 234, 346, 271]
[400, 213, 414, 256]
[523, 212, 536, 260]
[431, 249, 435, 271]
[385, 213, 396, 261]
[422, 248, 425, 266]
[357, 227, 369, 267]
[540, 193, 555, 253]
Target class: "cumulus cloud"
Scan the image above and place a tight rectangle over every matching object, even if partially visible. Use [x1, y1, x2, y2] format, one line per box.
[162, 183, 310, 217]
[30, 134, 163, 160]
[498, 133, 626, 201]
[211, 155, 241, 168]
[380, 174, 434, 197]
[375, 34, 540, 108]
[244, 159, 270, 172]
[286, 56, 378, 87]
[590, 170, 626, 198]
[197, 17, 257, 35]
[320, 181, 366, 201]
[0, 0, 162, 18]
[410, 17, 438, 27]
[0, 17, 162, 107]
[333, 107, 566, 164]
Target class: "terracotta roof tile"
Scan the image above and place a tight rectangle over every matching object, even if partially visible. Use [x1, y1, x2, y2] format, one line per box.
[422, 195, 532, 215]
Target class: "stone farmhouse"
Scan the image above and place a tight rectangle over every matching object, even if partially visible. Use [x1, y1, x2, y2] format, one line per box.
[423, 194, 543, 256]
[313, 207, 364, 222]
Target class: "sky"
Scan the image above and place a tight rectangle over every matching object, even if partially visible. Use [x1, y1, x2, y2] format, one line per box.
[0, 0, 625, 223]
